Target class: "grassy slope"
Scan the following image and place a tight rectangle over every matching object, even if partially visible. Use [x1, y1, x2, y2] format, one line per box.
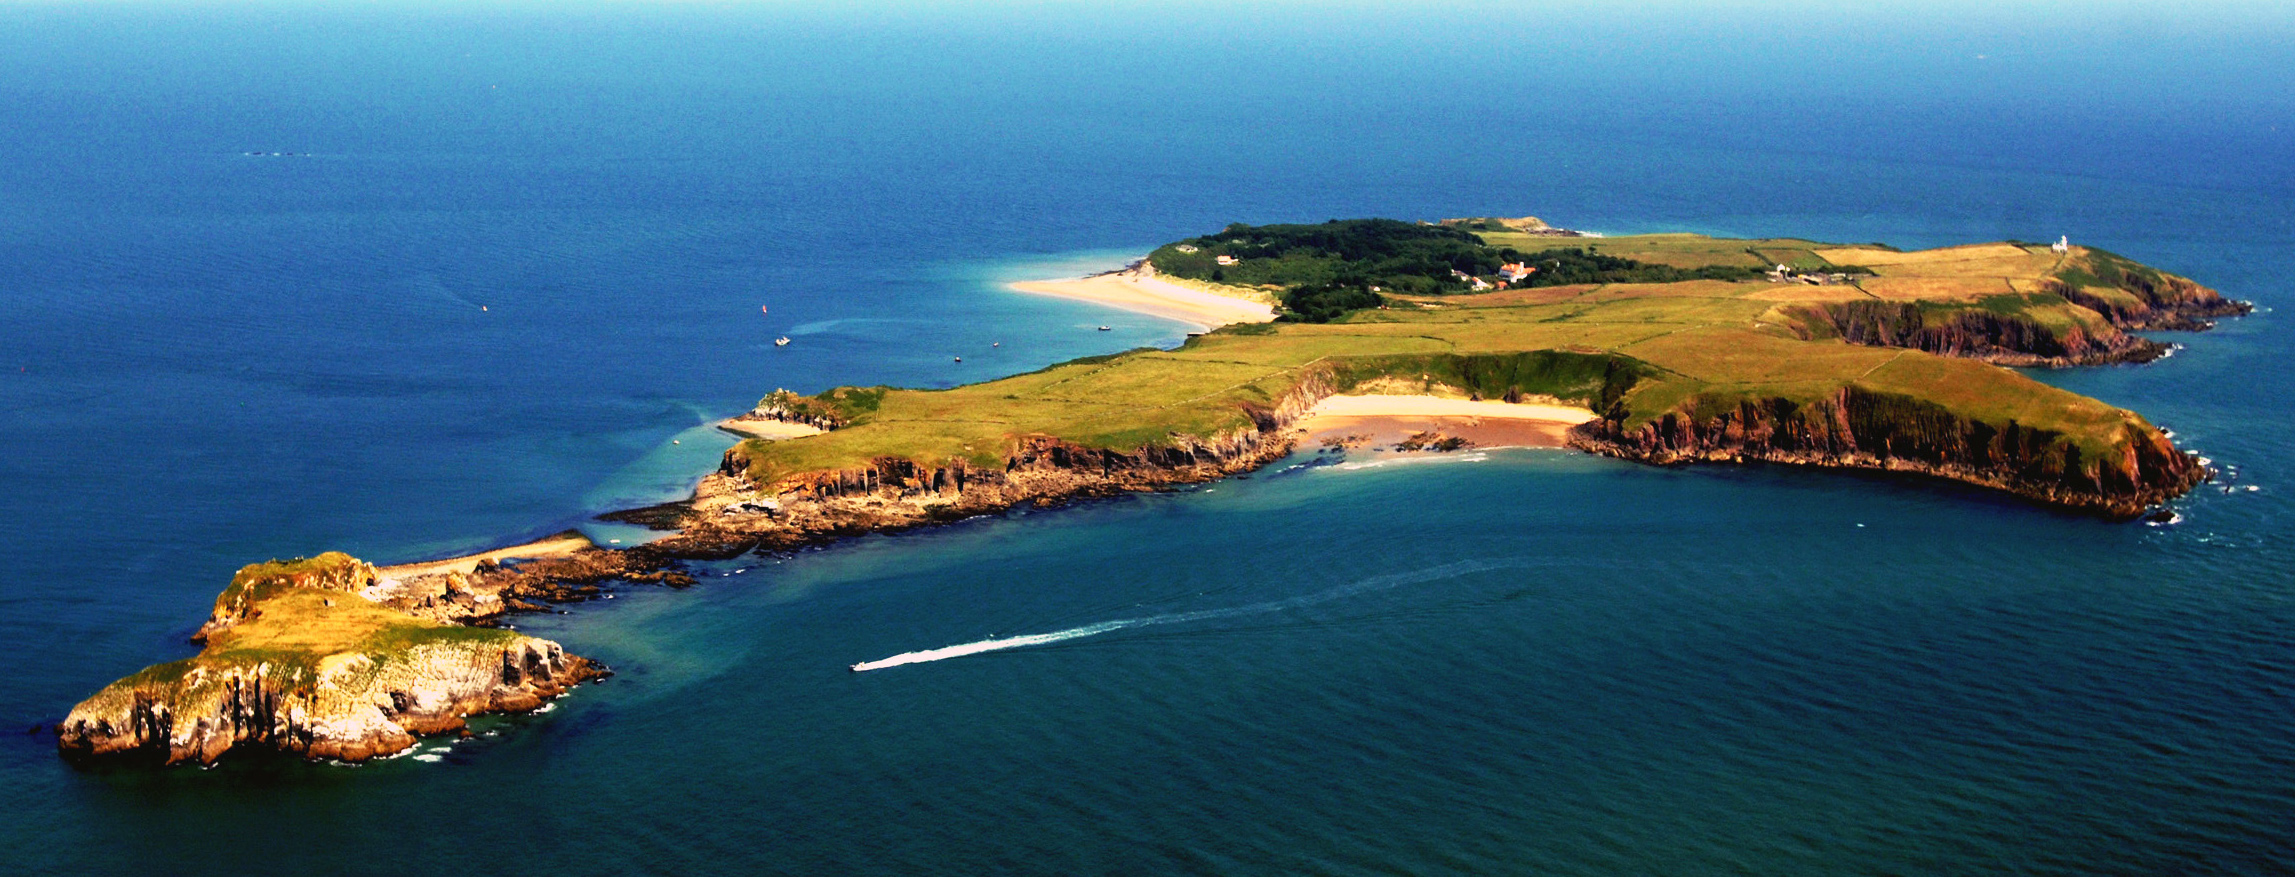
[736, 235, 2167, 486]
[84, 555, 520, 704]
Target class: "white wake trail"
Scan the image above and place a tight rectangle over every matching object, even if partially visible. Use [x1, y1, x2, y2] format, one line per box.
[849, 621, 1136, 672]
[849, 559, 1514, 672]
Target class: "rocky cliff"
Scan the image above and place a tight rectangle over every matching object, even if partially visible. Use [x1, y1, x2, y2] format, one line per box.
[1780, 252, 2249, 367]
[1783, 299, 2168, 367]
[1567, 385, 2203, 518]
[659, 369, 1339, 554]
[58, 554, 603, 765]
[2045, 249, 2252, 331]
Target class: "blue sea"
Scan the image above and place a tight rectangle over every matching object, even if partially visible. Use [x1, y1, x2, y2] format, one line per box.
[3, 2, 2292, 873]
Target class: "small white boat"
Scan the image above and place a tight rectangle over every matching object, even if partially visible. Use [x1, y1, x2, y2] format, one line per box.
[774, 336, 791, 347]
[1096, 326, 1111, 331]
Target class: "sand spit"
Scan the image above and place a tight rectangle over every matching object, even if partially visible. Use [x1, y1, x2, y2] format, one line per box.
[1009, 262, 1276, 331]
[376, 531, 596, 580]
[718, 417, 828, 440]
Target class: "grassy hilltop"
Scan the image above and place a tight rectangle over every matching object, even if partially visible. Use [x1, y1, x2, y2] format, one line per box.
[723, 221, 2239, 516]
[58, 553, 602, 765]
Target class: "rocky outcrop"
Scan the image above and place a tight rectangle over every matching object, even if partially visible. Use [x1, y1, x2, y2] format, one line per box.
[58, 555, 606, 766]
[2056, 283, 2250, 331]
[196, 552, 380, 642]
[366, 547, 692, 626]
[659, 369, 1340, 554]
[1784, 254, 2249, 367]
[743, 387, 864, 431]
[58, 636, 599, 765]
[2043, 255, 2252, 331]
[1785, 300, 2167, 367]
[1566, 386, 2204, 518]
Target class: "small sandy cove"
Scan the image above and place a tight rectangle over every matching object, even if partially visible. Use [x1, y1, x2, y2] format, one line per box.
[1009, 265, 1276, 331]
[1296, 394, 1597, 450]
[718, 417, 826, 440]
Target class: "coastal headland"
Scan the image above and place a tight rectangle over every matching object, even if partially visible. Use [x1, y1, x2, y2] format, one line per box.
[59, 217, 2248, 766]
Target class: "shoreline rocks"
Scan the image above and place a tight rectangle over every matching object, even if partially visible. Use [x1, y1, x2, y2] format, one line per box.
[57, 555, 607, 766]
[1565, 387, 2204, 520]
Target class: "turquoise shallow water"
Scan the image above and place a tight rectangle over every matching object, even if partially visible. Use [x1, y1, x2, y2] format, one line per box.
[2, 2, 2292, 874]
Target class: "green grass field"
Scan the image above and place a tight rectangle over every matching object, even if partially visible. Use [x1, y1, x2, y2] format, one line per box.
[733, 236, 2182, 486]
[75, 554, 526, 714]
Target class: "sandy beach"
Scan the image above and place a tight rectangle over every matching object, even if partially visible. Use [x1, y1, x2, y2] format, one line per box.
[718, 417, 827, 440]
[1296, 394, 1597, 450]
[1009, 264, 1276, 331]
[376, 530, 596, 579]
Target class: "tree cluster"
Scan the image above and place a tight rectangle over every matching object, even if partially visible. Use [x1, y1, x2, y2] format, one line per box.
[1279, 283, 1386, 324]
[1151, 218, 1500, 296]
[1514, 248, 1765, 287]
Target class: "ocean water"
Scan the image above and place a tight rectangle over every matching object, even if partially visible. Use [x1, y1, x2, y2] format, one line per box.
[3, 2, 2292, 874]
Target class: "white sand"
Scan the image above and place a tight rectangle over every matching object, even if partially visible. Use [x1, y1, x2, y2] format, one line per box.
[1009, 269, 1275, 331]
[718, 418, 827, 440]
[376, 532, 595, 579]
[1304, 394, 1596, 424]
[1296, 395, 1597, 450]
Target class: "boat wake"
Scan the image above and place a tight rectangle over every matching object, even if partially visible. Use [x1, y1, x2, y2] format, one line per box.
[851, 558, 1516, 672]
[850, 623, 1131, 672]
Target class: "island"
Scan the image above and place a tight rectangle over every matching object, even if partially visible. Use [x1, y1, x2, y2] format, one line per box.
[58, 217, 2247, 765]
